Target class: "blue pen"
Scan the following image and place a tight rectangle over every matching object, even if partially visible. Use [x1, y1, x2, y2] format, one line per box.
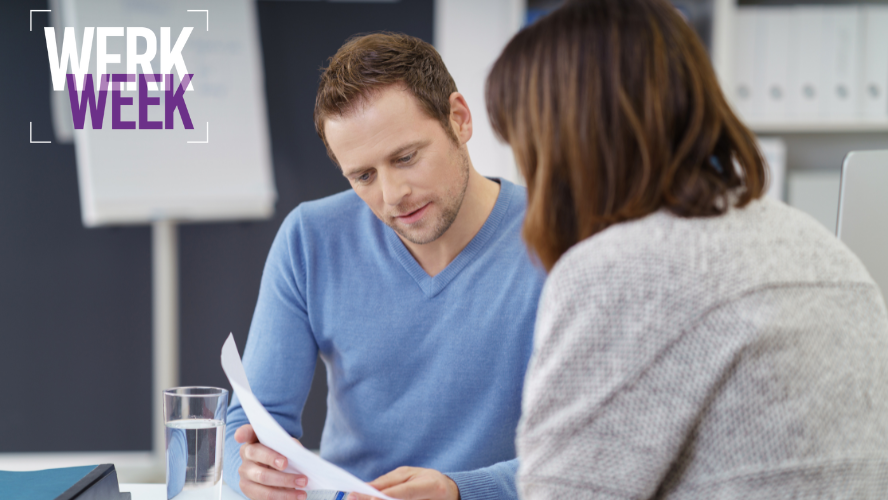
[335, 491, 346, 500]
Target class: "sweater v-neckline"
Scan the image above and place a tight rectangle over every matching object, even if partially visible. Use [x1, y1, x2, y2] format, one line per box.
[384, 179, 513, 298]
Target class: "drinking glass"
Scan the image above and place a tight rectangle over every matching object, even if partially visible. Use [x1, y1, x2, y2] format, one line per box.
[163, 387, 228, 500]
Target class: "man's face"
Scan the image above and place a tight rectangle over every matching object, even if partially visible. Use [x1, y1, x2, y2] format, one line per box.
[324, 86, 469, 245]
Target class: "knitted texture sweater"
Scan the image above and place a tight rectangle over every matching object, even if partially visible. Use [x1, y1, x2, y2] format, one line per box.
[518, 197, 888, 499]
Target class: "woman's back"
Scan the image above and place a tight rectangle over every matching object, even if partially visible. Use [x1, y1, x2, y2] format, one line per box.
[519, 198, 888, 498]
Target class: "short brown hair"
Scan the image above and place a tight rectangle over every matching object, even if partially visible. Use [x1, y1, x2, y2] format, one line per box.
[487, 0, 766, 271]
[314, 32, 459, 163]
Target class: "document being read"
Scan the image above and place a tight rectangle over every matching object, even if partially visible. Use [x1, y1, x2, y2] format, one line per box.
[221, 334, 398, 500]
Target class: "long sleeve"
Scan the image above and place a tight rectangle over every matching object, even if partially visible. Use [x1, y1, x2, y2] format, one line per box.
[224, 208, 320, 497]
[447, 458, 519, 500]
[220, 184, 545, 498]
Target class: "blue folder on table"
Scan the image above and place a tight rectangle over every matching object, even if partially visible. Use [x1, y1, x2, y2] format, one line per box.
[0, 464, 130, 500]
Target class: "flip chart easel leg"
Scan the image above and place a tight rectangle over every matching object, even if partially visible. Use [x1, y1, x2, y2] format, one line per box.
[153, 220, 179, 477]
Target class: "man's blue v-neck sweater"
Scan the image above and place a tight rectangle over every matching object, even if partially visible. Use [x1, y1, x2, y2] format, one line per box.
[224, 179, 546, 500]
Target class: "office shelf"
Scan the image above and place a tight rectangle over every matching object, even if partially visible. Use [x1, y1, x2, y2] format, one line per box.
[747, 120, 888, 134]
[712, 0, 888, 135]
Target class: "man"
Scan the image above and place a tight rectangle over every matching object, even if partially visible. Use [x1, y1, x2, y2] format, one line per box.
[224, 32, 544, 500]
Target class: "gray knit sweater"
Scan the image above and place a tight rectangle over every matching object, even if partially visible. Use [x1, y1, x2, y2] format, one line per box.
[517, 197, 888, 499]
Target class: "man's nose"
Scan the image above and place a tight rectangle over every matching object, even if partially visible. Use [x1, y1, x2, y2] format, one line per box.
[380, 170, 411, 207]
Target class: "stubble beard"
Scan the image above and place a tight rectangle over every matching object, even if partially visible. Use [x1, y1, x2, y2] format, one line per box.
[387, 147, 471, 245]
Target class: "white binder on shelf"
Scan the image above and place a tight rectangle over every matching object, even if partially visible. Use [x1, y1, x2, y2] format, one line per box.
[760, 8, 791, 121]
[732, 8, 759, 120]
[860, 6, 888, 121]
[822, 6, 862, 121]
[788, 6, 825, 120]
[758, 137, 786, 201]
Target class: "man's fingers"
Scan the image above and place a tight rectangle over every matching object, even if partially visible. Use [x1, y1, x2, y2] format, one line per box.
[239, 462, 308, 489]
[369, 466, 417, 491]
[241, 442, 288, 470]
[346, 494, 374, 500]
[240, 478, 306, 500]
[380, 477, 442, 500]
[235, 424, 258, 444]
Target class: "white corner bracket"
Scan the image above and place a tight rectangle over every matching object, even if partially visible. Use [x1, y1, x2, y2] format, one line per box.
[30, 122, 51, 144]
[30, 9, 50, 31]
[187, 122, 209, 144]
[187, 9, 209, 31]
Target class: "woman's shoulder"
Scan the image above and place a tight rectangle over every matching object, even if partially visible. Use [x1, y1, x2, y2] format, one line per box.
[546, 197, 875, 313]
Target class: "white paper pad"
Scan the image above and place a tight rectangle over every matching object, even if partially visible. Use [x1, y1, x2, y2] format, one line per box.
[221, 334, 397, 499]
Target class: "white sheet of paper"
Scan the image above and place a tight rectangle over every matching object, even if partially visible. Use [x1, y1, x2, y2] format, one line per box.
[221, 334, 398, 500]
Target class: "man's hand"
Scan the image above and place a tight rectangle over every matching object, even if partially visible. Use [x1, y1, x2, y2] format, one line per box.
[348, 466, 460, 500]
[235, 424, 309, 500]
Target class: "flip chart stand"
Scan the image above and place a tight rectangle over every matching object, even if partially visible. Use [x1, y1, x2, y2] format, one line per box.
[152, 220, 179, 463]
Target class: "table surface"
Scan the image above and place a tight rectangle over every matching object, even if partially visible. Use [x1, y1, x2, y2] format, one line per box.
[120, 483, 242, 500]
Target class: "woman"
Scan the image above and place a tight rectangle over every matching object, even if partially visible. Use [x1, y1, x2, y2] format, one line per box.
[487, 0, 888, 498]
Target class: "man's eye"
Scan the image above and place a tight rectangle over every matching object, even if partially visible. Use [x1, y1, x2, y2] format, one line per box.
[398, 153, 414, 164]
[355, 171, 373, 184]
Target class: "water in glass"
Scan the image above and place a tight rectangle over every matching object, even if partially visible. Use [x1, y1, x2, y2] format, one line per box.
[165, 418, 225, 500]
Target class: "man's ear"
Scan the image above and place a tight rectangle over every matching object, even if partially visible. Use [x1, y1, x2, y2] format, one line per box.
[448, 92, 473, 144]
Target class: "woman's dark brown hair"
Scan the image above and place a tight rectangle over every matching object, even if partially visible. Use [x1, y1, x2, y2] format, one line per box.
[487, 0, 766, 271]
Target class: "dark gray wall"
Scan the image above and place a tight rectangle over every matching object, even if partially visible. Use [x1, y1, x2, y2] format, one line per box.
[0, 0, 432, 452]
[1, 1, 153, 452]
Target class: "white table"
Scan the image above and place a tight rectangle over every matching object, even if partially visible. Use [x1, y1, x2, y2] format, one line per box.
[120, 484, 243, 500]
[121, 484, 337, 500]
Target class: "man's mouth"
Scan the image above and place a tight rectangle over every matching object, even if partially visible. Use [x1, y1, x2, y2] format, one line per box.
[394, 203, 431, 224]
